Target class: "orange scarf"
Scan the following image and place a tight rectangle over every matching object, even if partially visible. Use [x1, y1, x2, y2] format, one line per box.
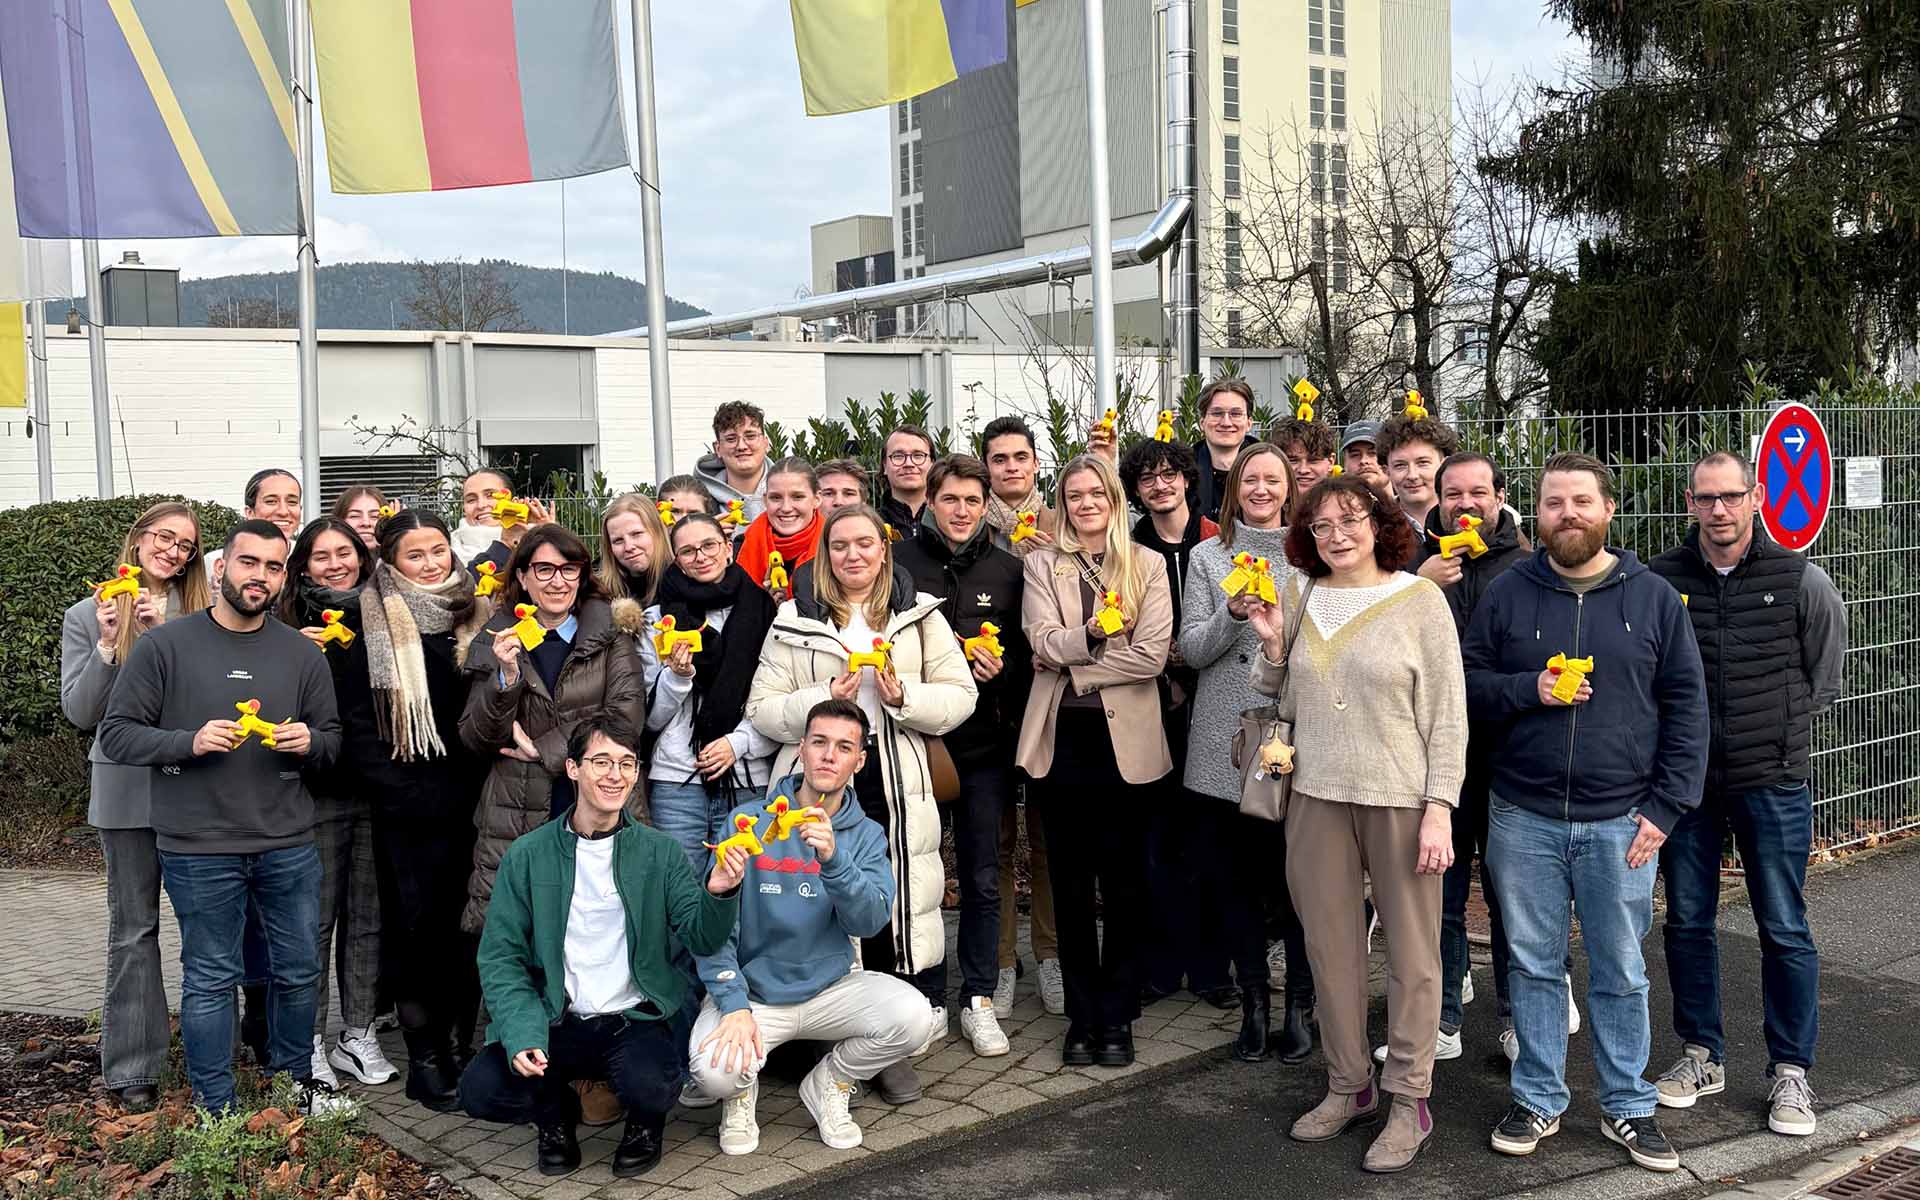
[735, 511, 821, 591]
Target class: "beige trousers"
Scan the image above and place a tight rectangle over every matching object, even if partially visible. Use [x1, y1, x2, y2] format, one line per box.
[1286, 792, 1443, 1099]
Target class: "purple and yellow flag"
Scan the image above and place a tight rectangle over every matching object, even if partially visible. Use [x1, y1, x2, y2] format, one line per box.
[790, 0, 1010, 117]
[0, 0, 297, 238]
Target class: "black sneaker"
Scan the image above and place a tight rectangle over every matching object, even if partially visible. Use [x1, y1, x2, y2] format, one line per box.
[1602, 1115, 1681, 1172]
[536, 1118, 581, 1176]
[1489, 1103, 1560, 1156]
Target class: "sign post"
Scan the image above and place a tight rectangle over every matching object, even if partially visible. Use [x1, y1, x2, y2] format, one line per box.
[1756, 403, 1833, 551]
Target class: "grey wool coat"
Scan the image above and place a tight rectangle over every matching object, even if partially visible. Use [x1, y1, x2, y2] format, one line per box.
[1176, 523, 1292, 802]
[60, 592, 179, 829]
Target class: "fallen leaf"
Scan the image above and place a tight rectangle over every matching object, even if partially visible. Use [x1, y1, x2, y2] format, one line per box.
[247, 1107, 289, 1134]
[282, 1116, 305, 1139]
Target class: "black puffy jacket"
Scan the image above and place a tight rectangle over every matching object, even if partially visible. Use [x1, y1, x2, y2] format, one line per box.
[894, 518, 1031, 763]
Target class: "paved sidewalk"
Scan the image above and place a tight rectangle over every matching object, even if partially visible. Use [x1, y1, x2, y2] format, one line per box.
[0, 868, 1254, 1200]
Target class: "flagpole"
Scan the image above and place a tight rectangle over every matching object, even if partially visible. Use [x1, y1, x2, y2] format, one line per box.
[629, 0, 674, 481]
[291, 0, 321, 520]
[1083, 0, 1117, 415]
[26, 253, 54, 502]
[82, 239, 113, 497]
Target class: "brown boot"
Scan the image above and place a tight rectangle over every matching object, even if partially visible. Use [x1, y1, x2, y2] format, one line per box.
[1362, 1094, 1434, 1173]
[1289, 1080, 1379, 1142]
[573, 1080, 625, 1127]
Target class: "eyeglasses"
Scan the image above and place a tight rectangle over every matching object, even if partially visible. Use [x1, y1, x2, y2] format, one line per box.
[1204, 407, 1249, 423]
[579, 754, 638, 778]
[525, 562, 585, 582]
[1689, 488, 1753, 511]
[717, 429, 763, 449]
[887, 450, 932, 466]
[1139, 469, 1184, 488]
[144, 529, 199, 560]
[1308, 514, 1372, 540]
[675, 539, 728, 562]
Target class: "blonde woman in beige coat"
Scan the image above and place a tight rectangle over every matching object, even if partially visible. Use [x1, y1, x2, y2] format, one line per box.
[1017, 454, 1173, 1070]
[746, 504, 977, 1105]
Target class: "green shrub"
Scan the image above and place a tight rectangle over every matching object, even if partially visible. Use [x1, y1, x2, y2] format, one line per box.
[0, 495, 238, 743]
[169, 1108, 281, 1200]
[0, 730, 92, 865]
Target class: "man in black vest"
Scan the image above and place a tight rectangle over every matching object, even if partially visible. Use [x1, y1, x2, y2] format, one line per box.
[1649, 450, 1845, 1138]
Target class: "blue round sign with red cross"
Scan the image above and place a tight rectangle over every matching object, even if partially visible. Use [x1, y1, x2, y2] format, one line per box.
[1757, 403, 1832, 551]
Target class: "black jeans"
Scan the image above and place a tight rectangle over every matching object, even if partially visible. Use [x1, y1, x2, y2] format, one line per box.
[1033, 707, 1152, 1032]
[1144, 784, 1232, 995]
[853, 742, 944, 1006]
[458, 1011, 686, 1128]
[1217, 802, 1311, 997]
[945, 759, 1006, 1004]
[373, 811, 480, 1045]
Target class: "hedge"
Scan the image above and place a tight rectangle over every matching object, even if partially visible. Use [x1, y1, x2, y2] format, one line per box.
[0, 494, 238, 743]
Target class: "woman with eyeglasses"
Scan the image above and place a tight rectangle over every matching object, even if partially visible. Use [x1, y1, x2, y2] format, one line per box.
[331, 485, 389, 553]
[60, 502, 211, 1113]
[461, 526, 647, 934]
[1016, 455, 1174, 1069]
[1247, 475, 1465, 1173]
[1175, 443, 1317, 1067]
[597, 492, 670, 609]
[734, 457, 823, 603]
[277, 518, 396, 1093]
[327, 509, 491, 1111]
[746, 503, 977, 1103]
[639, 512, 780, 872]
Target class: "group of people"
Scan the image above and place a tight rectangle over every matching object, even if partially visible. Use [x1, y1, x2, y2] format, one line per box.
[60, 386, 1844, 1180]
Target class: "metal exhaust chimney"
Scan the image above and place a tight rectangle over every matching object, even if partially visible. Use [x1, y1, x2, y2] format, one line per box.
[1165, 0, 1200, 379]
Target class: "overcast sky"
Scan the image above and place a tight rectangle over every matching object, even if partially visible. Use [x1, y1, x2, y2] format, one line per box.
[94, 0, 1585, 318]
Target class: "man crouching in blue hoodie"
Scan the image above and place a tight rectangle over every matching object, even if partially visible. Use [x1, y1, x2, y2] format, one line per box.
[688, 697, 934, 1156]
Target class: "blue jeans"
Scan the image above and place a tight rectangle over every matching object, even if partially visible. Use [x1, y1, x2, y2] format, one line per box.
[649, 780, 728, 876]
[1487, 796, 1659, 1121]
[1660, 780, 1818, 1070]
[1441, 790, 1509, 1029]
[946, 760, 1006, 1003]
[160, 844, 323, 1112]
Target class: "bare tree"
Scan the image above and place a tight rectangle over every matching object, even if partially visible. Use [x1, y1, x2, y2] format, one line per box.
[205, 295, 297, 328]
[404, 258, 531, 333]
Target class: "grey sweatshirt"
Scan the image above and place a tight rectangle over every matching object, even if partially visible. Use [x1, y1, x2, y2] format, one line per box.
[1177, 524, 1292, 801]
[96, 610, 341, 854]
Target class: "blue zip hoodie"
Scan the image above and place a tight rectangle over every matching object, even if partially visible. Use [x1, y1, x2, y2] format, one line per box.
[695, 774, 895, 1014]
[1460, 547, 1708, 833]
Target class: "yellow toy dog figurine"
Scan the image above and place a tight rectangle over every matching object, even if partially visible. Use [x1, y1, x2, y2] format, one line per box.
[1546, 653, 1595, 704]
[377, 504, 397, 519]
[1010, 511, 1040, 544]
[704, 813, 766, 865]
[229, 699, 284, 749]
[718, 500, 747, 531]
[1094, 590, 1127, 636]
[765, 550, 790, 593]
[657, 499, 677, 526]
[90, 563, 143, 603]
[764, 796, 823, 841]
[1094, 408, 1117, 436]
[653, 616, 705, 657]
[317, 610, 356, 652]
[1153, 409, 1176, 442]
[847, 637, 892, 673]
[1403, 389, 1428, 420]
[1435, 514, 1489, 560]
[511, 603, 547, 652]
[490, 489, 531, 529]
[1219, 553, 1278, 604]
[962, 621, 1003, 662]
[1292, 378, 1320, 422]
[473, 561, 503, 598]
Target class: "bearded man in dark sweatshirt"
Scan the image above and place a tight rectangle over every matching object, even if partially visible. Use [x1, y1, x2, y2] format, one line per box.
[98, 519, 344, 1114]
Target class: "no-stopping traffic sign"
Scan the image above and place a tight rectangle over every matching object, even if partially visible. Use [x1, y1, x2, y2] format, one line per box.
[1756, 403, 1832, 551]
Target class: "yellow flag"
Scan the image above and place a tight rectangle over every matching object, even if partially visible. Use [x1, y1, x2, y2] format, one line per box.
[0, 302, 24, 409]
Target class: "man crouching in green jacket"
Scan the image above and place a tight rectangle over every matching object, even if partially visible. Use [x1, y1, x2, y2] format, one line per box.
[459, 715, 746, 1179]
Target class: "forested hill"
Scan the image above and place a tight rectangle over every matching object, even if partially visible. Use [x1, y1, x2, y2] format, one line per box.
[180, 260, 706, 334]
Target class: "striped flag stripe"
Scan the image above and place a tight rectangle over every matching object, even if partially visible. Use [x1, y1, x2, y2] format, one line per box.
[312, 0, 433, 194]
[105, 0, 242, 234]
[411, 0, 532, 191]
[221, 0, 296, 155]
[510, 0, 626, 183]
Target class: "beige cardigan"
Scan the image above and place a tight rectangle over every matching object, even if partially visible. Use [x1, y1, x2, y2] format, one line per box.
[1250, 572, 1467, 809]
[1016, 546, 1174, 785]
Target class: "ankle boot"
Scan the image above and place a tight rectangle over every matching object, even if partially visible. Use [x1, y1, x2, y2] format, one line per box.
[1232, 983, 1271, 1063]
[402, 1030, 460, 1113]
[1275, 989, 1314, 1065]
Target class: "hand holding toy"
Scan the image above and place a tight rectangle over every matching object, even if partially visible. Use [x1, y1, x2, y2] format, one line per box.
[317, 609, 356, 652]
[962, 621, 1004, 662]
[1095, 407, 1117, 435]
[653, 615, 705, 657]
[91, 564, 143, 603]
[1094, 590, 1127, 636]
[764, 795, 823, 841]
[511, 603, 547, 652]
[703, 813, 766, 865]
[230, 699, 286, 749]
[1435, 514, 1489, 559]
[718, 500, 747, 531]
[1546, 653, 1594, 704]
[490, 490, 531, 529]
[1010, 511, 1040, 544]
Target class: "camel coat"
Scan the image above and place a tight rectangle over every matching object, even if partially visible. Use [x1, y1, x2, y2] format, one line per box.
[1015, 546, 1174, 785]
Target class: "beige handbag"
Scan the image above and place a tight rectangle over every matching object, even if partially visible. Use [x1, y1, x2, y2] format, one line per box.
[1230, 578, 1313, 823]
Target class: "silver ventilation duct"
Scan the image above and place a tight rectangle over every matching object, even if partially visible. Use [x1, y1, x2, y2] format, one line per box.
[1164, 0, 1200, 378]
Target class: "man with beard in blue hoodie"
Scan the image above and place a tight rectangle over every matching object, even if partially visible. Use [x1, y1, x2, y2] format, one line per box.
[1463, 453, 1708, 1175]
[687, 699, 934, 1157]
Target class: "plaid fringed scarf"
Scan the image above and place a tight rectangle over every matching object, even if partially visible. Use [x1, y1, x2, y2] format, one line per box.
[360, 560, 475, 761]
[985, 484, 1047, 556]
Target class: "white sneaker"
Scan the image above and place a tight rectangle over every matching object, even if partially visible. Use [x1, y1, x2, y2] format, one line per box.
[300, 1080, 357, 1116]
[1500, 1027, 1519, 1063]
[960, 997, 1010, 1057]
[993, 966, 1017, 1014]
[799, 1061, 862, 1150]
[679, 1077, 718, 1110]
[1567, 975, 1582, 1035]
[1265, 939, 1288, 984]
[1767, 1066, 1817, 1136]
[914, 1004, 949, 1057]
[1037, 958, 1065, 1016]
[329, 1025, 398, 1085]
[1372, 1028, 1461, 1064]
[1461, 972, 1475, 1006]
[717, 1079, 760, 1156]
[309, 1035, 340, 1090]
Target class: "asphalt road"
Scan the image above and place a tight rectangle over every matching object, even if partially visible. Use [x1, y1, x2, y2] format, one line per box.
[786, 841, 1920, 1200]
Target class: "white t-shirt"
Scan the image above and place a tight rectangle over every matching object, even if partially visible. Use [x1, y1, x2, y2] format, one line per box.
[563, 834, 644, 1016]
[841, 608, 887, 736]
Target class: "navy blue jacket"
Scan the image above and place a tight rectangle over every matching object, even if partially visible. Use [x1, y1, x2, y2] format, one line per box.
[1460, 547, 1708, 833]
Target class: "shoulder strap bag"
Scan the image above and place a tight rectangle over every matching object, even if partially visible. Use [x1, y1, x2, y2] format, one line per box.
[1230, 578, 1314, 823]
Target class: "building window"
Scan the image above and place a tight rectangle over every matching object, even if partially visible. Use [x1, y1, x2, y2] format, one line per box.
[1332, 218, 1350, 292]
[1224, 134, 1241, 199]
[1227, 308, 1244, 345]
[1331, 70, 1346, 130]
[900, 206, 914, 258]
[1308, 0, 1324, 54]
[898, 143, 911, 197]
[1309, 142, 1326, 204]
[1224, 211, 1243, 286]
[1331, 143, 1348, 206]
[1222, 56, 1240, 121]
[1457, 324, 1489, 364]
[912, 139, 923, 193]
[1309, 68, 1325, 129]
[1329, 0, 1346, 55]
[910, 97, 922, 130]
[912, 202, 925, 258]
[898, 101, 909, 135]
[1312, 216, 1327, 277]
[1222, 0, 1238, 43]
